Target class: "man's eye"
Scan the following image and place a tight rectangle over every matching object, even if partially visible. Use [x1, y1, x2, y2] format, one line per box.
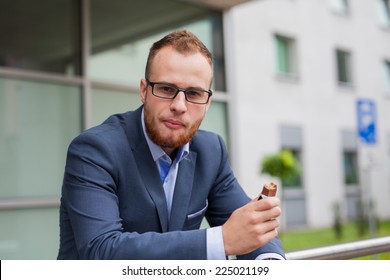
[187, 90, 202, 97]
[160, 86, 176, 93]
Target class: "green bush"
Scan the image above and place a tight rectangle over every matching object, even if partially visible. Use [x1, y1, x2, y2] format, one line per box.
[260, 149, 300, 181]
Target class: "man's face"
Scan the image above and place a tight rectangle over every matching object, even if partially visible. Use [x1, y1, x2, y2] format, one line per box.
[140, 46, 213, 156]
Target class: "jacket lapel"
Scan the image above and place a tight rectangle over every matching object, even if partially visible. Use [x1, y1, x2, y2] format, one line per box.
[132, 142, 169, 232]
[168, 151, 197, 231]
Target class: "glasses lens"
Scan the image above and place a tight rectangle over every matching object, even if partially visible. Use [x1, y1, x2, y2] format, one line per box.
[153, 84, 177, 98]
[185, 89, 209, 104]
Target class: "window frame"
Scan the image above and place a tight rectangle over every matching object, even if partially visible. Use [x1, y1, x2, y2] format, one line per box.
[378, 0, 390, 27]
[274, 34, 298, 79]
[342, 149, 359, 186]
[336, 48, 353, 86]
[329, 0, 350, 15]
[384, 60, 390, 96]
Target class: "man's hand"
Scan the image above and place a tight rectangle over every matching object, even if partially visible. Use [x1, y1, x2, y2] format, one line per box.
[222, 197, 281, 256]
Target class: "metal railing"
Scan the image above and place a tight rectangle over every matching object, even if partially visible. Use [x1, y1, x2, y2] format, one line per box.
[0, 197, 59, 210]
[285, 236, 390, 260]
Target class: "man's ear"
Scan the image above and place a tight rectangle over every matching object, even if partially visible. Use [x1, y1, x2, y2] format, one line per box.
[140, 79, 147, 103]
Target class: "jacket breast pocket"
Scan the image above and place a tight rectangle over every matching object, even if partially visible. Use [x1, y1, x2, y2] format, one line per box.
[185, 200, 208, 229]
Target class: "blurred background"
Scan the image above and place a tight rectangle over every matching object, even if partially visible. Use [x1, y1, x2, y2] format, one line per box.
[0, 0, 389, 259]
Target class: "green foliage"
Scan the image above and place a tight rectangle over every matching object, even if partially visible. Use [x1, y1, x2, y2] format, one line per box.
[260, 149, 300, 181]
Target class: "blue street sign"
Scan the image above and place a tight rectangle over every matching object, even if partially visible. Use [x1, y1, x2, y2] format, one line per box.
[356, 99, 377, 145]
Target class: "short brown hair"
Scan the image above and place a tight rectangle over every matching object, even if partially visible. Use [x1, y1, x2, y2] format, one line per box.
[145, 30, 213, 79]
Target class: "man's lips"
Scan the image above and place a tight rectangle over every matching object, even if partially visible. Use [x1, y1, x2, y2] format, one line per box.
[163, 119, 185, 129]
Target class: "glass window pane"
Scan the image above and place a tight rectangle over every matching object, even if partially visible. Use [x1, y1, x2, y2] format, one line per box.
[377, 0, 390, 26]
[0, 208, 59, 259]
[337, 50, 351, 83]
[276, 36, 289, 73]
[343, 151, 359, 185]
[0, 0, 81, 75]
[281, 148, 303, 188]
[0, 78, 81, 198]
[90, 0, 225, 90]
[275, 35, 296, 75]
[90, 38, 154, 86]
[329, 0, 349, 14]
[201, 101, 229, 145]
[91, 88, 142, 127]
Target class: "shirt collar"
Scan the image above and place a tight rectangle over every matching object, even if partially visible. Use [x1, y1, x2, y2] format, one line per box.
[141, 108, 189, 163]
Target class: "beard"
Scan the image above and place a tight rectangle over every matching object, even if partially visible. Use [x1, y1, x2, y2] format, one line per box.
[144, 108, 203, 151]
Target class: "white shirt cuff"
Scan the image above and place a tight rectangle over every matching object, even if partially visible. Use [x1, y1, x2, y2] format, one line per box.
[206, 226, 226, 260]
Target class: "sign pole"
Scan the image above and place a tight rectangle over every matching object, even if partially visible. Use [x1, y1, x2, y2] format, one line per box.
[356, 98, 378, 243]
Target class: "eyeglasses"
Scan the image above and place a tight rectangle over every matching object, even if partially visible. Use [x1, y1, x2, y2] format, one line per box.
[146, 80, 212, 104]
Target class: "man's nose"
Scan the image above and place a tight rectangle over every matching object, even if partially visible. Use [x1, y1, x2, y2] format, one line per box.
[170, 91, 187, 112]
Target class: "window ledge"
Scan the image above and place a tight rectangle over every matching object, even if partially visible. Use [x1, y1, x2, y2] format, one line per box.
[275, 72, 300, 84]
[345, 186, 360, 195]
[337, 81, 355, 91]
[329, 9, 351, 18]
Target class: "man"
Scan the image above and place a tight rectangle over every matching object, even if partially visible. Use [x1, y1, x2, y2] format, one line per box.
[58, 30, 285, 260]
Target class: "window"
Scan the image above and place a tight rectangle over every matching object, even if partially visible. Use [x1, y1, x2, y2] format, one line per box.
[201, 102, 229, 145]
[281, 148, 303, 188]
[279, 125, 306, 227]
[90, 0, 225, 90]
[275, 34, 298, 77]
[336, 49, 352, 85]
[90, 16, 224, 89]
[384, 60, 390, 95]
[0, 78, 81, 198]
[342, 130, 360, 221]
[343, 151, 359, 185]
[377, 0, 390, 27]
[91, 89, 142, 127]
[0, 0, 82, 75]
[341, 131, 359, 185]
[329, 0, 350, 14]
[280, 125, 303, 188]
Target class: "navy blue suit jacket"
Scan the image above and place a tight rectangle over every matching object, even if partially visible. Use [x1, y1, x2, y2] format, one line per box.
[57, 106, 285, 259]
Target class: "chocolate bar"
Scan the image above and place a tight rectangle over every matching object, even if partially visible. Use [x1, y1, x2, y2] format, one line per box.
[258, 182, 277, 200]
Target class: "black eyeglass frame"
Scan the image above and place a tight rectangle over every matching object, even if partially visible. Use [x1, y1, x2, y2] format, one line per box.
[146, 79, 213, 104]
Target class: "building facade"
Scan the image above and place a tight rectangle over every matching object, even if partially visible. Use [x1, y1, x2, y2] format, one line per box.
[224, 0, 390, 229]
[0, 0, 389, 259]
